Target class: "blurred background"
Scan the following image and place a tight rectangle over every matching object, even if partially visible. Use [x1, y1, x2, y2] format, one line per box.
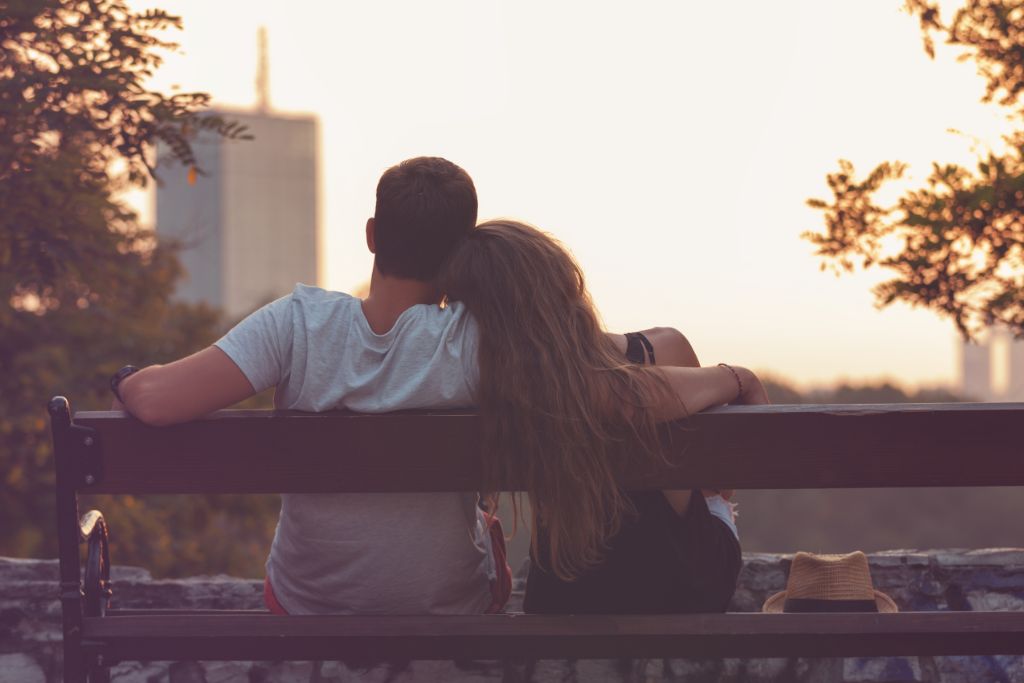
[3, 0, 1023, 578]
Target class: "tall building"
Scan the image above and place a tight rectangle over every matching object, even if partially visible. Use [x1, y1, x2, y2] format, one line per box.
[156, 29, 318, 319]
[961, 335, 993, 401]
[959, 329, 1024, 401]
[1008, 335, 1024, 400]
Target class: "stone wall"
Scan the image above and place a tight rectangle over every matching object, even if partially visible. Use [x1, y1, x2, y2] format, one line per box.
[2, 550, 1023, 682]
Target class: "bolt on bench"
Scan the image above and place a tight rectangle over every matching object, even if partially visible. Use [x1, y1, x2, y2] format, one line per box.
[49, 396, 1024, 683]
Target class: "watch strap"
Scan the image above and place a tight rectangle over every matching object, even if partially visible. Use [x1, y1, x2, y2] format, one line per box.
[110, 365, 140, 403]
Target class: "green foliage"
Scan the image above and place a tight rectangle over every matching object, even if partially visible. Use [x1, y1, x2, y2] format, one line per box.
[907, 0, 1024, 105]
[0, 0, 251, 186]
[0, 0, 271, 578]
[805, 0, 1024, 338]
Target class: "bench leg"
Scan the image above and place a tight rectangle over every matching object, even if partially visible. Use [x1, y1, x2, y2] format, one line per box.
[63, 644, 85, 683]
[86, 657, 110, 683]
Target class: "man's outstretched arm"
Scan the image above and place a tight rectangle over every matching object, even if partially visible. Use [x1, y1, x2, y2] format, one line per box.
[114, 346, 256, 426]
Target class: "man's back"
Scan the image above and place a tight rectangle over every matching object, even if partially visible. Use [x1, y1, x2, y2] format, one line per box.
[110, 157, 492, 612]
[215, 284, 493, 614]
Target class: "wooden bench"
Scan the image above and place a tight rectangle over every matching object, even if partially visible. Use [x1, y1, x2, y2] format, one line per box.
[49, 396, 1024, 682]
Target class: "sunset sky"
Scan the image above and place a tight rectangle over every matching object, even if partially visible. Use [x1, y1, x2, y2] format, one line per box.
[128, 0, 1016, 390]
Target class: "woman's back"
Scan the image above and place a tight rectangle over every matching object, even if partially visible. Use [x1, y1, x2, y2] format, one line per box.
[524, 489, 741, 614]
[440, 220, 767, 612]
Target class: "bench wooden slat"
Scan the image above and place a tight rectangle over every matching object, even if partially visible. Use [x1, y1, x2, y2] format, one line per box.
[106, 609, 274, 617]
[50, 399, 1024, 677]
[82, 612, 1024, 659]
[73, 403, 1024, 493]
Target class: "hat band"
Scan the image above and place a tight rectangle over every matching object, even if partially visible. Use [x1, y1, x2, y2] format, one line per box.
[782, 598, 879, 613]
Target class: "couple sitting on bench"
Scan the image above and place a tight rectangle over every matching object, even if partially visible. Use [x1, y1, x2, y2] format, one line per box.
[109, 156, 770, 616]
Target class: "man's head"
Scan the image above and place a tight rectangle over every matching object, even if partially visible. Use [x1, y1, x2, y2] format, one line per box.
[369, 157, 477, 281]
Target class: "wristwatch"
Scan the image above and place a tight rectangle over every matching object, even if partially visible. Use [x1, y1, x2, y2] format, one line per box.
[110, 365, 140, 403]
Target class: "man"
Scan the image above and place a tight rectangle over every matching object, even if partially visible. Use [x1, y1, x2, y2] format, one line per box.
[112, 157, 510, 614]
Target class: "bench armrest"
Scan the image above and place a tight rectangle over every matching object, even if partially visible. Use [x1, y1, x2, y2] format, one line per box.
[79, 509, 104, 541]
[80, 509, 112, 617]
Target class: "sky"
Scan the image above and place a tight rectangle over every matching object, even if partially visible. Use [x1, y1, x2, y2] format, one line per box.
[127, 0, 1017, 390]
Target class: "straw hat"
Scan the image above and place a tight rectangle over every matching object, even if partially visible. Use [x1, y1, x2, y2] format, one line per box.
[762, 551, 898, 613]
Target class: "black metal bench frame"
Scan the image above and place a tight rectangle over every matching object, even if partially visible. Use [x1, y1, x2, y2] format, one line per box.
[49, 396, 1024, 682]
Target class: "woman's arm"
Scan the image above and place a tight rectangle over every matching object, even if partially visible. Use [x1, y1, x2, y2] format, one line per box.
[652, 363, 768, 513]
[655, 364, 769, 420]
[608, 327, 703, 514]
[609, 327, 701, 514]
[115, 346, 256, 426]
[609, 326, 768, 415]
[606, 327, 699, 367]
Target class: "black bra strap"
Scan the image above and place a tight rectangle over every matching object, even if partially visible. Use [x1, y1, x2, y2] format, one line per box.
[624, 332, 656, 365]
[637, 333, 655, 365]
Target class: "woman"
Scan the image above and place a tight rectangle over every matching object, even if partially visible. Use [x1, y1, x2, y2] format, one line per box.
[440, 219, 770, 614]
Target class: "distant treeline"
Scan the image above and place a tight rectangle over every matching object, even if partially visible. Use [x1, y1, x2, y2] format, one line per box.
[761, 377, 965, 406]
[734, 379, 1018, 556]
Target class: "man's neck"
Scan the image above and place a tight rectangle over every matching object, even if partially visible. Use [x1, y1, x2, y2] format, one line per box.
[360, 267, 439, 335]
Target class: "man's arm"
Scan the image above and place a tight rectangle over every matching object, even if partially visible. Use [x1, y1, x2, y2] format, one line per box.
[115, 346, 256, 426]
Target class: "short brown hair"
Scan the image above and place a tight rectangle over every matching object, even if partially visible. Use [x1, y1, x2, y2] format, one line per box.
[373, 157, 477, 281]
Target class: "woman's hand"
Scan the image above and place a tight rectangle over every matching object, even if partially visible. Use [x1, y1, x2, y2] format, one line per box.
[734, 367, 770, 405]
[710, 368, 769, 501]
[656, 364, 768, 420]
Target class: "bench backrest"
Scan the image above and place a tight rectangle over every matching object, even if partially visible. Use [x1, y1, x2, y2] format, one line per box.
[47, 396, 1024, 671]
[52, 398, 1024, 494]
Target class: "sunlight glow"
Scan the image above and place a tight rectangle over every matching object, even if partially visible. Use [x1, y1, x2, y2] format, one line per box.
[126, 0, 1016, 390]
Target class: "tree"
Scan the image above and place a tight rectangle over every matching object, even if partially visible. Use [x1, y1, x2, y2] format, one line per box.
[804, 0, 1024, 338]
[0, 0, 273, 577]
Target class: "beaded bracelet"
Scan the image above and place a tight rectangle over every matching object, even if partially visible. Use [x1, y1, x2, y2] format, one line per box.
[717, 363, 743, 403]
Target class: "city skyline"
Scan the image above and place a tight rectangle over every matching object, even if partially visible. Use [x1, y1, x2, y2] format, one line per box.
[127, 0, 1013, 390]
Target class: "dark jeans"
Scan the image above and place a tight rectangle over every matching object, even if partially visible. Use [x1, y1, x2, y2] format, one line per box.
[523, 490, 742, 614]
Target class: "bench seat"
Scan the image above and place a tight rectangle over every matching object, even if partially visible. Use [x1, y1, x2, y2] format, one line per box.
[85, 611, 1024, 661]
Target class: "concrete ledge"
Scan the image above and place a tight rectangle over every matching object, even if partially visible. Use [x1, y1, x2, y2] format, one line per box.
[3, 551, 1023, 682]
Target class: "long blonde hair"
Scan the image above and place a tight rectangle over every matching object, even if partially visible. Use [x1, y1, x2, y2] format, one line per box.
[441, 220, 679, 580]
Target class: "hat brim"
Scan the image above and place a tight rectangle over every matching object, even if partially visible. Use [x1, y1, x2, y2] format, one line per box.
[762, 590, 898, 613]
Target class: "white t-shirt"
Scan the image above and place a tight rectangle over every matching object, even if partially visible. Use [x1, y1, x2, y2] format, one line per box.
[215, 284, 493, 615]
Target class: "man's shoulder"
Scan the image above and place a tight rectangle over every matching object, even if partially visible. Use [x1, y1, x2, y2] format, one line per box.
[291, 283, 355, 304]
[384, 302, 477, 361]
[285, 284, 361, 319]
